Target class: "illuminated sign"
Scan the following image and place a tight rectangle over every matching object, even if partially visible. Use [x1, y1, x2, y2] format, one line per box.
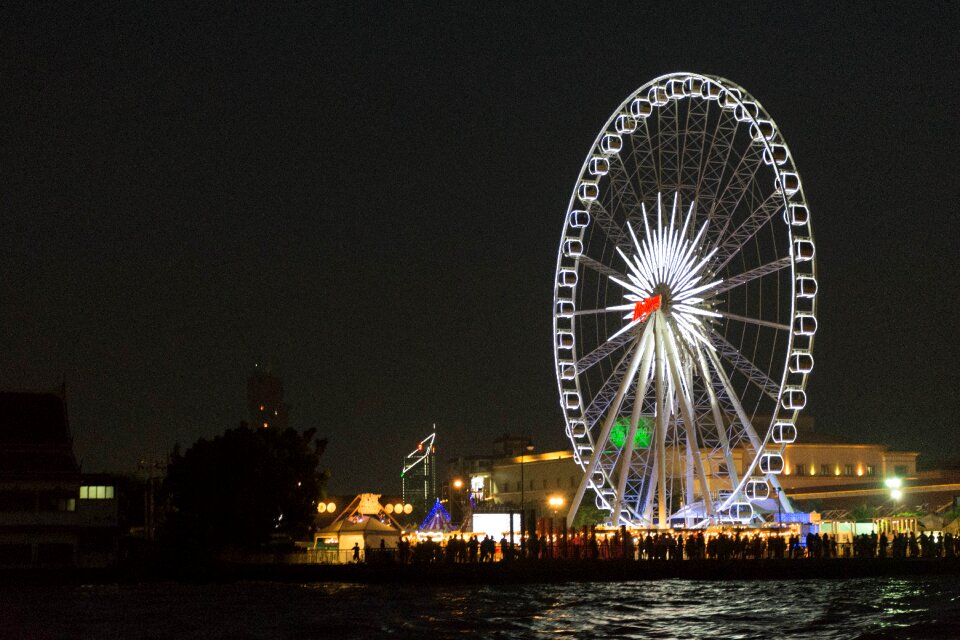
[471, 513, 522, 543]
[609, 417, 652, 449]
[631, 294, 662, 322]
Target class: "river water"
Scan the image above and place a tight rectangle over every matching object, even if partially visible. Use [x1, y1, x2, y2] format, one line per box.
[1, 576, 958, 639]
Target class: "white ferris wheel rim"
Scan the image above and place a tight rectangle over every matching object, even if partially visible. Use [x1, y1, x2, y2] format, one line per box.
[552, 72, 817, 528]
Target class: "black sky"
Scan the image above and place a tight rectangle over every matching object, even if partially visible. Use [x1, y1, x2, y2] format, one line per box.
[3, 2, 959, 494]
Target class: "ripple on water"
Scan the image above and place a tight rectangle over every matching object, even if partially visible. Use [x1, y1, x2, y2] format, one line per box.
[1, 576, 959, 639]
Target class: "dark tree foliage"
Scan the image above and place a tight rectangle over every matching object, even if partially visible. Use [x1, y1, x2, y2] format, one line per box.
[572, 501, 608, 528]
[163, 423, 327, 554]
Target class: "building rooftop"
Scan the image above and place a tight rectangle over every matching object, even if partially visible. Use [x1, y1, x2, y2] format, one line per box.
[0, 391, 79, 477]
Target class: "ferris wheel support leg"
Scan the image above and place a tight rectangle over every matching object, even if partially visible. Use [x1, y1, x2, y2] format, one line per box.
[696, 345, 741, 518]
[640, 444, 659, 526]
[707, 346, 794, 514]
[566, 329, 651, 529]
[611, 334, 655, 525]
[663, 321, 715, 519]
[654, 314, 669, 529]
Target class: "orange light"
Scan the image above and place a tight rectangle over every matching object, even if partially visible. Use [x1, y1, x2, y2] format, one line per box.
[259, 405, 265, 411]
[263, 422, 269, 428]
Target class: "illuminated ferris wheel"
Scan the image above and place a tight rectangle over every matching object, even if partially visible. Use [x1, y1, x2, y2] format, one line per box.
[553, 73, 817, 529]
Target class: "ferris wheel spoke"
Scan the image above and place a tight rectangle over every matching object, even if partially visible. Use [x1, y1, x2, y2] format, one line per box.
[710, 331, 781, 400]
[607, 157, 649, 226]
[710, 191, 784, 272]
[711, 257, 791, 295]
[569, 304, 634, 317]
[581, 346, 635, 428]
[713, 309, 789, 332]
[588, 201, 631, 252]
[705, 142, 766, 247]
[577, 254, 624, 280]
[677, 97, 710, 195]
[695, 115, 739, 234]
[574, 332, 634, 374]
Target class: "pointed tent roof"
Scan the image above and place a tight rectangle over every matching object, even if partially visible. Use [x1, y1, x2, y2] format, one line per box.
[317, 515, 400, 536]
[419, 498, 454, 532]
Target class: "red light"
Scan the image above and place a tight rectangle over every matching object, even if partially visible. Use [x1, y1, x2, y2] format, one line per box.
[632, 294, 661, 322]
[418, 444, 422, 451]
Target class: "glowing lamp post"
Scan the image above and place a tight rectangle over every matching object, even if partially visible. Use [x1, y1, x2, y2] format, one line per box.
[451, 478, 464, 522]
[548, 495, 565, 515]
[519, 442, 535, 551]
[885, 477, 903, 501]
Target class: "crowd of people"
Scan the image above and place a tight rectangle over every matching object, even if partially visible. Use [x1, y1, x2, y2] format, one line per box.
[358, 527, 960, 564]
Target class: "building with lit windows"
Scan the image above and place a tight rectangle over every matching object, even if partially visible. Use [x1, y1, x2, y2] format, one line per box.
[447, 421, 930, 525]
[0, 391, 119, 567]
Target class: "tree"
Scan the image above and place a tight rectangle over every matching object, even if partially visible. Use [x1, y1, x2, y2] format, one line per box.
[572, 500, 608, 529]
[849, 503, 876, 522]
[163, 423, 327, 555]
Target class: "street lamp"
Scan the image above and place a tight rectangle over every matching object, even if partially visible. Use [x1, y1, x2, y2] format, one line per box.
[548, 495, 565, 515]
[885, 477, 903, 501]
[548, 495, 565, 557]
[451, 478, 464, 522]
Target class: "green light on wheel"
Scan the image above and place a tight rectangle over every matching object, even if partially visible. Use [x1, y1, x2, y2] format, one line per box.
[609, 417, 652, 449]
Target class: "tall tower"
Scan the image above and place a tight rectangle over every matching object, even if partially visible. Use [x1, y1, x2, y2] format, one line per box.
[401, 427, 437, 521]
[247, 365, 289, 430]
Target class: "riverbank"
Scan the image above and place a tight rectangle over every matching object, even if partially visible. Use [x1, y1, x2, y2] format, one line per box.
[4, 557, 960, 585]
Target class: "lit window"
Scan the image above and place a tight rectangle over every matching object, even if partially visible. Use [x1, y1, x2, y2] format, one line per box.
[80, 486, 115, 500]
[866, 465, 876, 476]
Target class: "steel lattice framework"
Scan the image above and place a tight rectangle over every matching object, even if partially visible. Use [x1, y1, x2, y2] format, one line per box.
[553, 73, 817, 529]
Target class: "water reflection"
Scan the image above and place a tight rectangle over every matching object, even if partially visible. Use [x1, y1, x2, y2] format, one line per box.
[1, 577, 958, 639]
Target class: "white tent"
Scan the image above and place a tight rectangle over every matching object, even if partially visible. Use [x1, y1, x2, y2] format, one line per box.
[315, 515, 400, 561]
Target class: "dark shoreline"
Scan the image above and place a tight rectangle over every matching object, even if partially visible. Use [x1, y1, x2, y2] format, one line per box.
[4, 558, 960, 585]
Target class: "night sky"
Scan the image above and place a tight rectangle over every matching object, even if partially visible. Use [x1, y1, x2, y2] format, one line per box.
[3, 3, 958, 494]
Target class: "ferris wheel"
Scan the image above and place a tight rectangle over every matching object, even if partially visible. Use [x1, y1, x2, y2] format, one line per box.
[553, 73, 817, 529]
